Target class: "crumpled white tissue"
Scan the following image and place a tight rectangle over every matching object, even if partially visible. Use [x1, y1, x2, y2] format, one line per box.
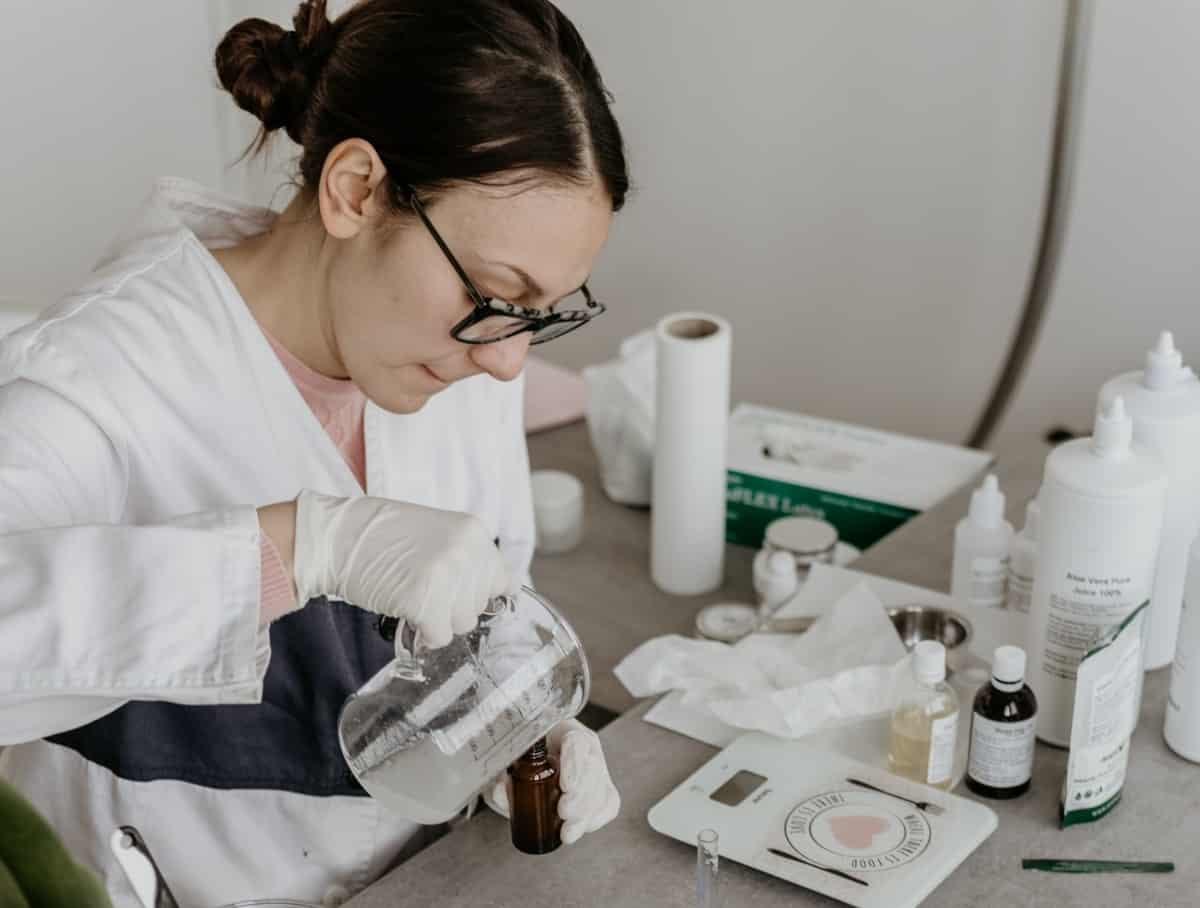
[614, 583, 909, 739]
[582, 330, 656, 505]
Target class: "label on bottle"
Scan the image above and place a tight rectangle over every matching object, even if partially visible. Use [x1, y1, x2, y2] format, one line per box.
[971, 556, 1009, 609]
[968, 713, 1035, 788]
[1007, 569, 1033, 613]
[927, 712, 958, 785]
[1167, 596, 1197, 723]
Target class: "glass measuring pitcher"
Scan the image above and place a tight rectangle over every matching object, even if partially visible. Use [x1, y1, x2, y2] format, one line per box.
[338, 586, 589, 824]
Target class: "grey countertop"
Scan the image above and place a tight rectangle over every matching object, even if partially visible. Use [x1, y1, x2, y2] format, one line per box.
[347, 422, 1199, 907]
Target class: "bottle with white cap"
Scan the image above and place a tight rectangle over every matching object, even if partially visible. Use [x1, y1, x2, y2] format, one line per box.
[966, 645, 1038, 799]
[752, 548, 801, 617]
[1099, 331, 1200, 669]
[951, 474, 1014, 612]
[1005, 496, 1040, 615]
[1026, 395, 1168, 745]
[888, 641, 960, 790]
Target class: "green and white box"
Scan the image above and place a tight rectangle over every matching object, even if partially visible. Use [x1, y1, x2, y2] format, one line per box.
[726, 404, 994, 551]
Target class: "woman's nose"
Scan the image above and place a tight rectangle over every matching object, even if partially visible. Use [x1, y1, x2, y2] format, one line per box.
[470, 331, 533, 382]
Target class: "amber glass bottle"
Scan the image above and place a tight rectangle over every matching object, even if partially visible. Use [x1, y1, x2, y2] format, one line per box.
[509, 738, 563, 854]
[966, 646, 1038, 799]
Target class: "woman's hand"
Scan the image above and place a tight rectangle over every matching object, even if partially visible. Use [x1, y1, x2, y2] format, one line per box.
[486, 719, 621, 844]
[261, 490, 513, 648]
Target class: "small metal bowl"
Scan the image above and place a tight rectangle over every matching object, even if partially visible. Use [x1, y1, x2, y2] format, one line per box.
[886, 605, 973, 674]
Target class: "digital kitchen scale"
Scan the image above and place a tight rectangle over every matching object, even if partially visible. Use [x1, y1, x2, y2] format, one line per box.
[648, 733, 997, 908]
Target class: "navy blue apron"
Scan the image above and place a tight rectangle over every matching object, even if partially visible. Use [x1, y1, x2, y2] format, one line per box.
[48, 599, 392, 796]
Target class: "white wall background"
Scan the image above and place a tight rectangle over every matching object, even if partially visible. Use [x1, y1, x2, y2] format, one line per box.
[3, 1, 1198, 464]
[1, 2, 227, 311]
[550, 0, 1063, 448]
[991, 1, 1200, 463]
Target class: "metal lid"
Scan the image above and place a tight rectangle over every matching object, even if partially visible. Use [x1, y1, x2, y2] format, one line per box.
[765, 516, 839, 558]
[695, 603, 759, 643]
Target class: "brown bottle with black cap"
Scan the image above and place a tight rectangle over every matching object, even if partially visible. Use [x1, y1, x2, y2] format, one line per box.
[509, 737, 563, 854]
[966, 645, 1038, 799]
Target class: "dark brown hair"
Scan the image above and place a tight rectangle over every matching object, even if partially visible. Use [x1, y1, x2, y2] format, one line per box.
[215, 0, 628, 211]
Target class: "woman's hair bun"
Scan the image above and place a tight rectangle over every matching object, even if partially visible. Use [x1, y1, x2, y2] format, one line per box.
[214, 0, 335, 144]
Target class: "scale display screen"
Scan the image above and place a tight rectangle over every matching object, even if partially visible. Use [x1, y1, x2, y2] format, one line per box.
[709, 770, 767, 806]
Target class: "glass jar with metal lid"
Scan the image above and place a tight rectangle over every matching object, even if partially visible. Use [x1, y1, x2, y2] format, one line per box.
[762, 516, 838, 572]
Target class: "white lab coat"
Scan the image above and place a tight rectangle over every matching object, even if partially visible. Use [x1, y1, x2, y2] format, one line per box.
[0, 178, 535, 907]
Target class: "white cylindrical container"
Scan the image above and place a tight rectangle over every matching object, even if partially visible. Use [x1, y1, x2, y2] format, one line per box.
[1026, 396, 1168, 745]
[1098, 331, 1200, 670]
[1006, 496, 1040, 615]
[651, 313, 732, 595]
[951, 474, 1014, 612]
[1164, 536, 1200, 761]
[530, 470, 584, 555]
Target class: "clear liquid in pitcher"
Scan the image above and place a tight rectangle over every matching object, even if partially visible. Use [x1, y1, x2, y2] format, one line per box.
[340, 591, 588, 825]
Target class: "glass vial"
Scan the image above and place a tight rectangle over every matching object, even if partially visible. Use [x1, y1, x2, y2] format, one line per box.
[888, 641, 960, 790]
[966, 646, 1038, 799]
[508, 738, 563, 854]
[696, 828, 719, 908]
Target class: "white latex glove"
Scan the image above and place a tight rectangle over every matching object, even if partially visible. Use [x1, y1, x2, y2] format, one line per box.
[485, 719, 621, 844]
[292, 490, 513, 649]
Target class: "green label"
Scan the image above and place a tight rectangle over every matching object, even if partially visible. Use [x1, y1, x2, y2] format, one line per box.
[725, 470, 919, 550]
[1061, 790, 1123, 828]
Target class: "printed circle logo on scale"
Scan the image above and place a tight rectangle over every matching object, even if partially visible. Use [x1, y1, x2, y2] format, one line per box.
[784, 790, 931, 872]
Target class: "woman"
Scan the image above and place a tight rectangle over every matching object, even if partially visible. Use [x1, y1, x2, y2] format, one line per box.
[0, 0, 626, 904]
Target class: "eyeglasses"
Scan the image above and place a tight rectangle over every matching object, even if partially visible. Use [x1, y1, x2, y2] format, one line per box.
[406, 186, 606, 345]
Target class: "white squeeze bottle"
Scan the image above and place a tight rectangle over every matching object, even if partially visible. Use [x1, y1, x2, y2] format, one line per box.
[1099, 331, 1200, 670]
[1006, 496, 1040, 615]
[951, 474, 1013, 612]
[1165, 535, 1200, 761]
[1026, 396, 1167, 745]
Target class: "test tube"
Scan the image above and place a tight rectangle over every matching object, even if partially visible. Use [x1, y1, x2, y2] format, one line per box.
[696, 828, 719, 908]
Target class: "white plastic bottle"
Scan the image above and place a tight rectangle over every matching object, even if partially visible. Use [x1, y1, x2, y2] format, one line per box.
[753, 548, 800, 617]
[1099, 331, 1200, 670]
[888, 641, 960, 791]
[1164, 535, 1200, 761]
[1026, 396, 1168, 745]
[951, 474, 1014, 612]
[1006, 497, 1040, 615]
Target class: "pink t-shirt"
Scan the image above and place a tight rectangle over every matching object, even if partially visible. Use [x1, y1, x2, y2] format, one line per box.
[258, 333, 367, 624]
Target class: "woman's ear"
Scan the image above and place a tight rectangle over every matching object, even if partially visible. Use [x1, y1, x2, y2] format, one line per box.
[317, 138, 389, 239]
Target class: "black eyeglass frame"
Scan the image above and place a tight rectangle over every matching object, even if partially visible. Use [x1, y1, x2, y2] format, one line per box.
[406, 186, 606, 345]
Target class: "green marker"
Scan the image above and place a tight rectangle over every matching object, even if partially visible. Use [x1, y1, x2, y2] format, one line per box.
[1022, 859, 1175, 874]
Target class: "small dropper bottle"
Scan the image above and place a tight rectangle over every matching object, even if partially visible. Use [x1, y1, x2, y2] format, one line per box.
[1005, 497, 1040, 614]
[951, 474, 1014, 611]
[508, 738, 563, 854]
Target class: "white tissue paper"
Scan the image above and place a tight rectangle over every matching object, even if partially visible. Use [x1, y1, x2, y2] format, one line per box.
[615, 583, 909, 739]
[582, 330, 656, 505]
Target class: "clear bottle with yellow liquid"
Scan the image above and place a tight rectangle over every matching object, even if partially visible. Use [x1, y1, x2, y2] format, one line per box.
[888, 641, 960, 790]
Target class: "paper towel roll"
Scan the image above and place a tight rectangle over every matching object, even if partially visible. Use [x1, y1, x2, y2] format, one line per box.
[651, 312, 732, 594]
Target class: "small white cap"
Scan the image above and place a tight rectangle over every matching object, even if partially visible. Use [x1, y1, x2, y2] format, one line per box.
[1144, 331, 1186, 390]
[913, 640, 946, 685]
[530, 469, 583, 507]
[967, 474, 1005, 529]
[1021, 498, 1040, 540]
[766, 550, 796, 577]
[992, 645, 1026, 685]
[1091, 395, 1132, 459]
[765, 516, 839, 557]
[753, 549, 800, 609]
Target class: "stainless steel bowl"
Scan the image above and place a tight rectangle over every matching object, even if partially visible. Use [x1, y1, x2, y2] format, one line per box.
[886, 605, 973, 673]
